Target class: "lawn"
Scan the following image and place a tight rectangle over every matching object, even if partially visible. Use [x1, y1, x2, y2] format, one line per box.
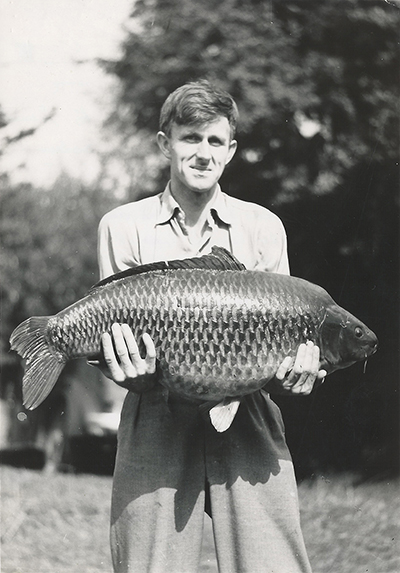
[1, 466, 398, 573]
[299, 474, 399, 573]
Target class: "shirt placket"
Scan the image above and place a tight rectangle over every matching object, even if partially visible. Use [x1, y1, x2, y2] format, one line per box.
[198, 213, 215, 254]
[173, 209, 215, 256]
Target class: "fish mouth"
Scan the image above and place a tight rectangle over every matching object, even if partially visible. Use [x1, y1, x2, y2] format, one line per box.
[352, 340, 378, 367]
[358, 341, 378, 361]
[370, 343, 378, 356]
[362, 343, 377, 374]
[363, 338, 378, 359]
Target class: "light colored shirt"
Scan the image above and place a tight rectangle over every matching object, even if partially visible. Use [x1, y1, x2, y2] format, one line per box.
[98, 184, 290, 280]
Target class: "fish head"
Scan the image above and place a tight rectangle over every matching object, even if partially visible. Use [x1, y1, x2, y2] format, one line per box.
[320, 306, 378, 374]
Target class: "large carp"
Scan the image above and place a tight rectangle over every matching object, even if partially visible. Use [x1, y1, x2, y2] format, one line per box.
[10, 247, 377, 431]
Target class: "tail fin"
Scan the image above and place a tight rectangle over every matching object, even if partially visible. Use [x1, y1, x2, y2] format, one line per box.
[10, 317, 66, 410]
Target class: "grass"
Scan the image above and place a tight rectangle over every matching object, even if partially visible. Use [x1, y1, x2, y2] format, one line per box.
[1, 468, 112, 573]
[1, 466, 399, 573]
[299, 474, 400, 573]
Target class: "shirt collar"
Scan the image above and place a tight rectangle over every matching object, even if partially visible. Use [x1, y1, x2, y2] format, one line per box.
[156, 184, 182, 225]
[210, 187, 232, 226]
[156, 183, 232, 226]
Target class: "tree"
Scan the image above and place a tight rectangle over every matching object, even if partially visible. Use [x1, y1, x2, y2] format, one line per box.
[0, 173, 125, 469]
[0, 175, 119, 367]
[103, 0, 399, 203]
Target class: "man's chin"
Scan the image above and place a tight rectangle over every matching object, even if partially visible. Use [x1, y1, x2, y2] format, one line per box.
[189, 175, 219, 190]
[174, 173, 219, 195]
[189, 184, 217, 195]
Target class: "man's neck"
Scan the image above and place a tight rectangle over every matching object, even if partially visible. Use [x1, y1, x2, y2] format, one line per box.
[170, 184, 218, 228]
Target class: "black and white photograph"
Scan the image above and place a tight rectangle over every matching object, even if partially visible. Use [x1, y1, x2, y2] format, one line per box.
[1, 1, 399, 572]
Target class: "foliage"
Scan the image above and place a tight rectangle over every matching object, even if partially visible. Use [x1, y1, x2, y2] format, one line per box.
[0, 175, 119, 366]
[103, 0, 399, 203]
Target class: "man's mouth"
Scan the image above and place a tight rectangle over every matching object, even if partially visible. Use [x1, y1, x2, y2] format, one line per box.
[191, 165, 211, 172]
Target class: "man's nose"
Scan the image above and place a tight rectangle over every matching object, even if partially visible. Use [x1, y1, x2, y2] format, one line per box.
[196, 140, 211, 160]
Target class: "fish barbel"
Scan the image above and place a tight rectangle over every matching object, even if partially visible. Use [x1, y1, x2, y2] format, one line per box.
[10, 248, 378, 430]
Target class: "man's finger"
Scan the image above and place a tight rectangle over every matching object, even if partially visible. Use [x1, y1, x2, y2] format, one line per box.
[291, 380, 314, 395]
[142, 333, 157, 373]
[300, 341, 320, 373]
[275, 356, 293, 381]
[281, 343, 308, 388]
[310, 343, 320, 374]
[111, 323, 137, 374]
[120, 324, 141, 363]
[101, 331, 125, 382]
[287, 342, 318, 392]
[292, 342, 308, 376]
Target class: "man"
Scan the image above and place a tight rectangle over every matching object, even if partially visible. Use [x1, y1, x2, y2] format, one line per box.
[96, 80, 326, 572]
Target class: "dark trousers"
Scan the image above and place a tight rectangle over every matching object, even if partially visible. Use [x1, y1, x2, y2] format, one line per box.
[111, 387, 312, 573]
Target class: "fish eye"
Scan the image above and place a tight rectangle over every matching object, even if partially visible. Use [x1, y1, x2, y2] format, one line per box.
[354, 326, 364, 338]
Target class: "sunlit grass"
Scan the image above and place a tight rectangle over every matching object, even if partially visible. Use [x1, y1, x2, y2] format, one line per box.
[299, 474, 400, 573]
[1, 466, 398, 573]
[1, 468, 112, 573]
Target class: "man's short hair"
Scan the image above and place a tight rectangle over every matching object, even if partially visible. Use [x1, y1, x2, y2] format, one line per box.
[159, 80, 239, 139]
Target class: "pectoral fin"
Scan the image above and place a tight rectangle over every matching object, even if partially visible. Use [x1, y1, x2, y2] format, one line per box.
[209, 398, 241, 432]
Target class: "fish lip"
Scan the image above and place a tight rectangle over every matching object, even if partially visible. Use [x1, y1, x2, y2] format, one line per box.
[370, 342, 378, 355]
[366, 336, 378, 356]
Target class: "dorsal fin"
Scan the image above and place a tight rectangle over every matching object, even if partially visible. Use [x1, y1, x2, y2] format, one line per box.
[89, 247, 246, 292]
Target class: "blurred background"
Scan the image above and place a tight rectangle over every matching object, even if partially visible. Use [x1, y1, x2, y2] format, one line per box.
[1, 0, 399, 479]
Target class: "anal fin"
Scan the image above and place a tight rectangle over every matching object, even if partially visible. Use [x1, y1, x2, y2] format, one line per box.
[209, 398, 241, 432]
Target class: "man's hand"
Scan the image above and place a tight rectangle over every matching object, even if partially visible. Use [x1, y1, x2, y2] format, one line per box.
[91, 329, 325, 396]
[88, 323, 157, 392]
[267, 341, 327, 396]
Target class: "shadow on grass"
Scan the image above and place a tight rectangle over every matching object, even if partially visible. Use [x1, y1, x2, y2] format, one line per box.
[0, 435, 117, 476]
[0, 447, 45, 470]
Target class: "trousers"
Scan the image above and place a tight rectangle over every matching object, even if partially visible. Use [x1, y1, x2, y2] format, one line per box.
[110, 387, 312, 573]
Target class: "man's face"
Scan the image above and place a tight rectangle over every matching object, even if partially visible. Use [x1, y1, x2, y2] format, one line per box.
[157, 116, 237, 196]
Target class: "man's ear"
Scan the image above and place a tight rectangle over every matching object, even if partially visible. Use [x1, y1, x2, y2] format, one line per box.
[157, 131, 171, 159]
[226, 139, 237, 165]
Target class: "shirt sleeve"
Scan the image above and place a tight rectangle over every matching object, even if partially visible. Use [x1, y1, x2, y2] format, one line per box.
[98, 215, 115, 280]
[254, 211, 290, 276]
[97, 210, 140, 280]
